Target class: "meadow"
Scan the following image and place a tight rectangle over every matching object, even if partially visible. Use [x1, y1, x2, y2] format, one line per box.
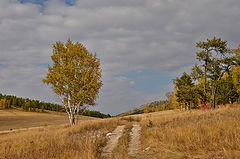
[0, 105, 240, 159]
[138, 105, 240, 159]
[0, 109, 96, 134]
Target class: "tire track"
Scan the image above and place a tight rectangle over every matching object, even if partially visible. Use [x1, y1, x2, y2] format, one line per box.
[128, 123, 141, 156]
[102, 125, 126, 157]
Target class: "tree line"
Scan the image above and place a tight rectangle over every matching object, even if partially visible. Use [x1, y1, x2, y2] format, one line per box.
[143, 100, 169, 113]
[0, 93, 64, 112]
[0, 93, 111, 118]
[167, 37, 240, 110]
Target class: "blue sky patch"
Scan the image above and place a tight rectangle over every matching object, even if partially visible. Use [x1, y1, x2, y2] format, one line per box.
[0, 64, 7, 68]
[18, 0, 48, 11]
[18, 0, 48, 6]
[117, 69, 174, 94]
[37, 63, 53, 68]
[63, 0, 75, 6]
[18, 0, 75, 6]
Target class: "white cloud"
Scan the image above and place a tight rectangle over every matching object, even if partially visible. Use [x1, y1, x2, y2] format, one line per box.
[0, 0, 240, 114]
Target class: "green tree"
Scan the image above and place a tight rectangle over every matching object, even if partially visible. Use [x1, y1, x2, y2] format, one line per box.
[216, 73, 239, 104]
[174, 72, 195, 110]
[192, 37, 233, 108]
[23, 101, 31, 111]
[43, 40, 102, 125]
[12, 98, 17, 107]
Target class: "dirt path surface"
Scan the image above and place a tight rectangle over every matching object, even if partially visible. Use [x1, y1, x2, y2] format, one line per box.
[128, 123, 141, 156]
[0, 124, 68, 135]
[102, 125, 126, 157]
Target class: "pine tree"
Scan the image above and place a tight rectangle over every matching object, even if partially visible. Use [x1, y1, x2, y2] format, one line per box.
[192, 37, 233, 108]
[174, 72, 194, 110]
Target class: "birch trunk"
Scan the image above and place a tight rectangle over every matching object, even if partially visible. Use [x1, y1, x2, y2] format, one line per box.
[69, 111, 77, 125]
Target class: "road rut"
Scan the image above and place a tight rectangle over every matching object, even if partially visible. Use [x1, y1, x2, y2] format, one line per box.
[128, 123, 141, 156]
[102, 125, 126, 157]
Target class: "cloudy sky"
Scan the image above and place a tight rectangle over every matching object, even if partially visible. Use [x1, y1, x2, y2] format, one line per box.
[0, 0, 240, 115]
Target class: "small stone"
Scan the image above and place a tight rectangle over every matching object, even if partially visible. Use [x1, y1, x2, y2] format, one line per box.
[143, 147, 150, 152]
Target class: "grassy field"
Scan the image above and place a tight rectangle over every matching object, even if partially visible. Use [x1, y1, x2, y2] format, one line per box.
[0, 116, 128, 159]
[0, 109, 94, 131]
[138, 105, 240, 159]
[0, 105, 240, 159]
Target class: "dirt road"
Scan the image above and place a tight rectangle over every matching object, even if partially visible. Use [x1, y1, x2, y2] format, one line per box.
[101, 125, 126, 157]
[128, 123, 141, 156]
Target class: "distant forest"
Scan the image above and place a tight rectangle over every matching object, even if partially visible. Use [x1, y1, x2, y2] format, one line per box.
[0, 93, 111, 118]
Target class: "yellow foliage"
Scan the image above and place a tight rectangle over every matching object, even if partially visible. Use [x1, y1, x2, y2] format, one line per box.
[144, 104, 150, 113]
[169, 87, 180, 109]
[0, 99, 10, 109]
[221, 72, 229, 80]
[151, 107, 156, 112]
[232, 65, 240, 94]
[43, 40, 102, 125]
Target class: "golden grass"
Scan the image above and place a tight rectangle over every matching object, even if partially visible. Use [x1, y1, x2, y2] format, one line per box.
[1, 105, 240, 159]
[110, 123, 133, 159]
[0, 109, 94, 131]
[0, 118, 128, 159]
[139, 105, 240, 159]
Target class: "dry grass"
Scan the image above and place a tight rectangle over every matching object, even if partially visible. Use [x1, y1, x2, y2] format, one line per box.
[0, 109, 94, 131]
[109, 123, 133, 159]
[139, 104, 240, 159]
[0, 118, 128, 159]
[1, 105, 240, 159]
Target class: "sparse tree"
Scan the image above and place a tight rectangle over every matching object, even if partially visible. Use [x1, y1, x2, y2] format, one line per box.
[43, 40, 102, 125]
[193, 37, 233, 109]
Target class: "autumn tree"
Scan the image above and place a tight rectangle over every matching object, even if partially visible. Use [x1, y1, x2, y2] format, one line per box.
[165, 91, 178, 109]
[43, 40, 102, 125]
[192, 37, 233, 108]
[232, 45, 240, 100]
[0, 99, 10, 109]
[144, 104, 151, 113]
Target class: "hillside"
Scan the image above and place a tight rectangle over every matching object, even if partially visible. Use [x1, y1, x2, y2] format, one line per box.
[0, 104, 239, 158]
[118, 104, 146, 116]
[0, 109, 96, 132]
[118, 100, 168, 116]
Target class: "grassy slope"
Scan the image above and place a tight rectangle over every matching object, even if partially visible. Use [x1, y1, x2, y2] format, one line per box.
[138, 105, 240, 159]
[118, 105, 145, 116]
[0, 109, 94, 131]
[0, 117, 128, 159]
[0, 105, 240, 159]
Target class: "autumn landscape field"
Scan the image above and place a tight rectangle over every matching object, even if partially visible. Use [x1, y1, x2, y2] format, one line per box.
[1, 104, 240, 159]
[1, 1, 240, 159]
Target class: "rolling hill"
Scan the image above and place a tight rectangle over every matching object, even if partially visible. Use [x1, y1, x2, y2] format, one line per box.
[118, 100, 168, 116]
